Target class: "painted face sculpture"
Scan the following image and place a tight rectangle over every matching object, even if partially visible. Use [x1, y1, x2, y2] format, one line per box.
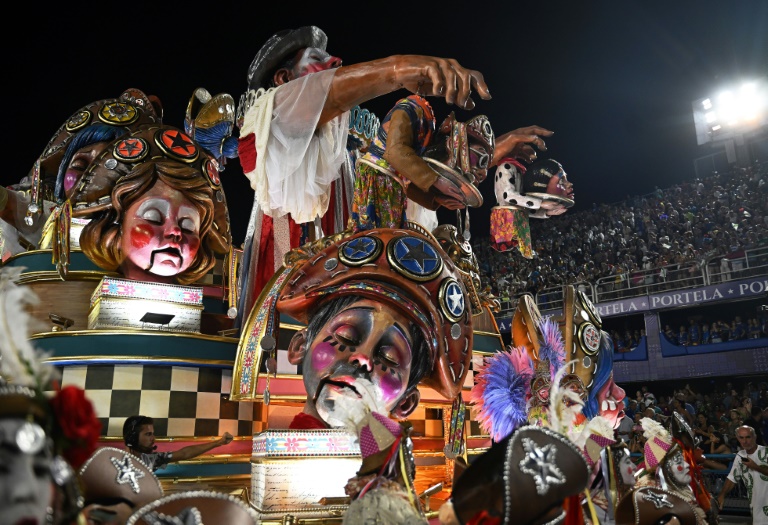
[119, 179, 202, 282]
[664, 449, 692, 488]
[251, 227, 475, 426]
[75, 124, 231, 286]
[301, 299, 416, 426]
[0, 417, 55, 525]
[619, 452, 639, 486]
[523, 158, 574, 209]
[288, 46, 341, 78]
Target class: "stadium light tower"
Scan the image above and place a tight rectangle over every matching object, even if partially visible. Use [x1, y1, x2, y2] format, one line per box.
[692, 76, 767, 174]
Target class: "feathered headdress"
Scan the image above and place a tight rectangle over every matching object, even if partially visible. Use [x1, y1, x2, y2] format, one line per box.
[469, 345, 532, 442]
[0, 266, 56, 389]
[538, 315, 566, 373]
[470, 316, 576, 442]
[640, 417, 673, 470]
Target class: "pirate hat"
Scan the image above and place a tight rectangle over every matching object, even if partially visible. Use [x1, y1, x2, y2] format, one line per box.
[246, 26, 328, 91]
[126, 490, 258, 525]
[78, 447, 163, 509]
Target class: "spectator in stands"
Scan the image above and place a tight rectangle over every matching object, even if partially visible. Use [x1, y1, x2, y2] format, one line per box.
[723, 385, 737, 410]
[743, 405, 765, 446]
[733, 316, 747, 340]
[677, 324, 690, 346]
[616, 410, 634, 444]
[663, 324, 675, 342]
[749, 318, 762, 339]
[671, 397, 694, 427]
[736, 397, 753, 420]
[703, 430, 732, 454]
[634, 390, 644, 406]
[688, 319, 700, 345]
[701, 323, 711, 344]
[710, 321, 723, 343]
[718, 320, 731, 342]
[693, 413, 710, 441]
[727, 409, 744, 438]
[624, 399, 638, 421]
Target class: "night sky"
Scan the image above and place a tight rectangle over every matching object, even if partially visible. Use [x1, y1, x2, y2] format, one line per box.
[4, 1, 766, 245]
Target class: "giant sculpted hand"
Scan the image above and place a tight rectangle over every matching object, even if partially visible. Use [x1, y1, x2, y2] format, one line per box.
[391, 55, 491, 110]
[322, 55, 492, 124]
[493, 125, 554, 165]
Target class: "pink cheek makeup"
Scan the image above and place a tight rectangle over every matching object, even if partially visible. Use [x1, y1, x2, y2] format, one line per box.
[378, 371, 403, 402]
[130, 224, 154, 249]
[311, 342, 337, 371]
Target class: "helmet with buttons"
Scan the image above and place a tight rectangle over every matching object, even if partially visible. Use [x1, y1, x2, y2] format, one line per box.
[275, 226, 474, 399]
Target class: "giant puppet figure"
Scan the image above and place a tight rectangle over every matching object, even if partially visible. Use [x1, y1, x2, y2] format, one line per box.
[231, 224, 475, 428]
[233, 25, 555, 326]
[2, 88, 235, 286]
[234, 25, 491, 325]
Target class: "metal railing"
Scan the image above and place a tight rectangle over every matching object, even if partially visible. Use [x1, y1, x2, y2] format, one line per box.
[536, 246, 768, 311]
[495, 245, 768, 315]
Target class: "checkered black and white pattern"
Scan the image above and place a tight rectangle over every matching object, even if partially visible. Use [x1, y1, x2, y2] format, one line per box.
[57, 364, 263, 438]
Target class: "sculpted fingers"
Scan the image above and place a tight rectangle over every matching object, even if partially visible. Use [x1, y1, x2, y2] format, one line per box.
[517, 125, 554, 137]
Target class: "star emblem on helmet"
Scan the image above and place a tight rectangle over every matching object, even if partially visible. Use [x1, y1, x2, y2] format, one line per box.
[440, 279, 465, 321]
[518, 437, 565, 495]
[339, 236, 381, 266]
[113, 137, 148, 162]
[642, 489, 674, 509]
[388, 235, 442, 281]
[110, 455, 146, 493]
[155, 129, 198, 162]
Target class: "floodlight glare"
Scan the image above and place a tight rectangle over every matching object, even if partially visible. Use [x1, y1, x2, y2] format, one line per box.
[692, 75, 767, 146]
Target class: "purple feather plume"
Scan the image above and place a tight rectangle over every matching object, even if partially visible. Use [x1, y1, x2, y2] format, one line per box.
[469, 346, 533, 441]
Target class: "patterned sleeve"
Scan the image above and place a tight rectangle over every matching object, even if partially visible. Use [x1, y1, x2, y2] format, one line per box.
[726, 454, 743, 484]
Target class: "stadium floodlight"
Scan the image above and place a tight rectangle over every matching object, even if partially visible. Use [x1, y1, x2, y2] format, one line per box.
[692, 76, 767, 146]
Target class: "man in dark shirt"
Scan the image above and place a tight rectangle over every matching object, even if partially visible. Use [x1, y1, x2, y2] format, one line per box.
[743, 406, 766, 446]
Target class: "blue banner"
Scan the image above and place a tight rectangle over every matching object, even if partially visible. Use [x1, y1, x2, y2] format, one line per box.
[494, 276, 768, 331]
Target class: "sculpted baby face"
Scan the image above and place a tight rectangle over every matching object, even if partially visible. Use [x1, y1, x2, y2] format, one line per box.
[119, 179, 201, 283]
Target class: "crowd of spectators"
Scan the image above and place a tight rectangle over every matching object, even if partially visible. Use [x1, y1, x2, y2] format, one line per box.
[619, 380, 768, 458]
[662, 314, 768, 346]
[475, 160, 768, 304]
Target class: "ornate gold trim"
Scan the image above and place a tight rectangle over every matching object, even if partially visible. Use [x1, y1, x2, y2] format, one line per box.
[43, 356, 235, 366]
[13, 270, 117, 284]
[30, 330, 236, 343]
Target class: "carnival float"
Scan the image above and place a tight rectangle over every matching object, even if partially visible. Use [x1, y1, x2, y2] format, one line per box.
[1, 23, 687, 525]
